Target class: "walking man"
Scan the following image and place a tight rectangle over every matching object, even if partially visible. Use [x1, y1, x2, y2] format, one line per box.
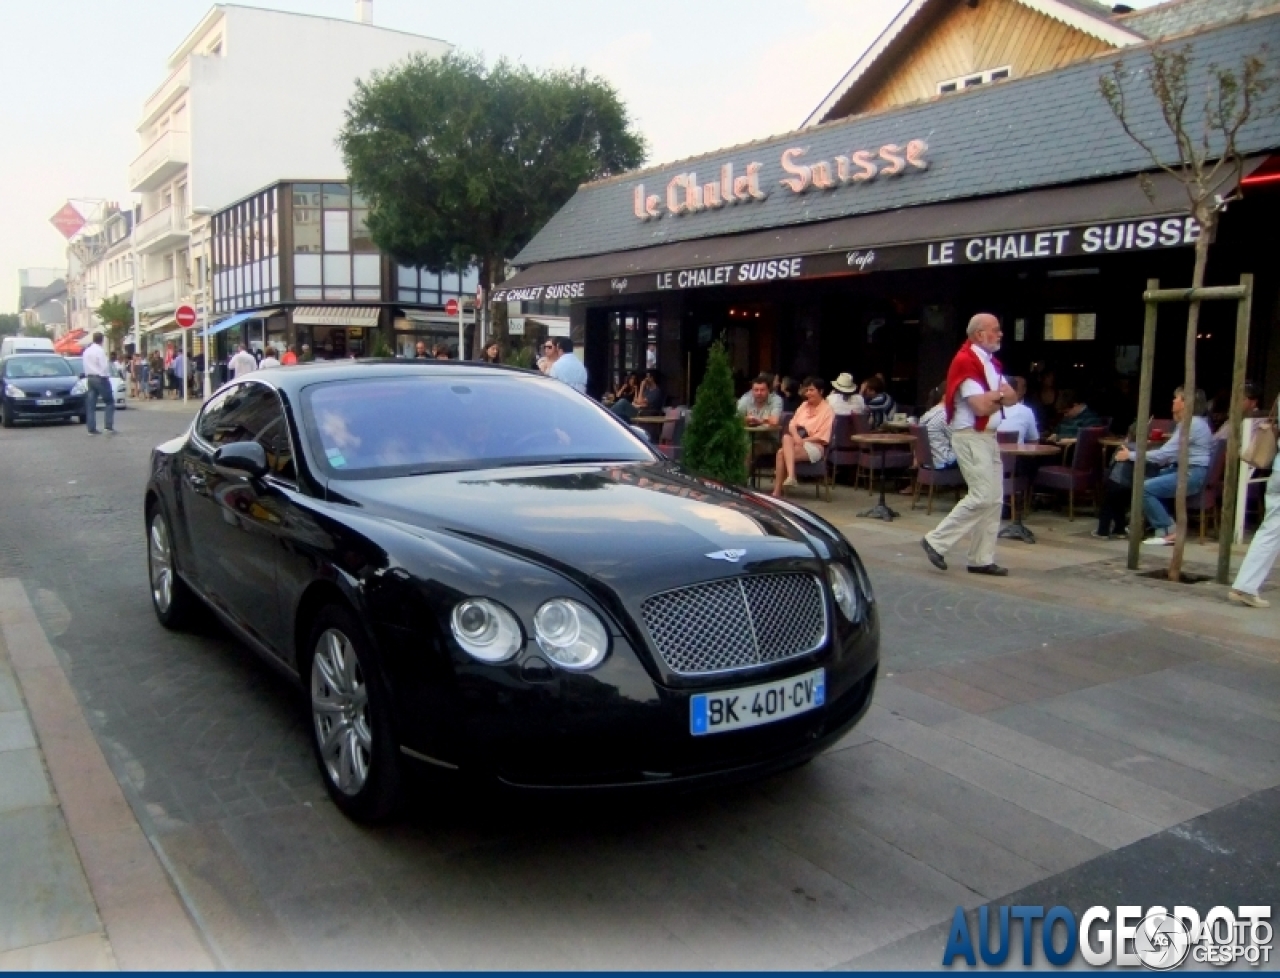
[921, 313, 1016, 576]
[229, 344, 258, 379]
[83, 331, 115, 435]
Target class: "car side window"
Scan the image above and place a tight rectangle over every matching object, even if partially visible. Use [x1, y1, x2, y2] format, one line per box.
[195, 383, 295, 482]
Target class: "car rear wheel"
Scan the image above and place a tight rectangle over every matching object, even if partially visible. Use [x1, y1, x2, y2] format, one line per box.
[306, 605, 402, 822]
[147, 506, 195, 628]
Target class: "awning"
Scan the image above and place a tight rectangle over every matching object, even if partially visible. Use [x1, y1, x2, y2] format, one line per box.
[206, 308, 281, 336]
[293, 306, 380, 327]
[492, 163, 1266, 303]
[142, 315, 177, 334]
[401, 309, 461, 327]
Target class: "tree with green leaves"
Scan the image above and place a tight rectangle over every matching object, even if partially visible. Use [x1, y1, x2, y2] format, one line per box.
[0, 313, 20, 337]
[21, 321, 51, 338]
[95, 295, 133, 351]
[339, 52, 645, 353]
[1100, 44, 1275, 581]
[681, 342, 750, 486]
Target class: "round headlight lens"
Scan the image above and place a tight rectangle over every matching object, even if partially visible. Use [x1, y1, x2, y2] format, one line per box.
[533, 599, 608, 670]
[827, 563, 860, 621]
[450, 598, 522, 663]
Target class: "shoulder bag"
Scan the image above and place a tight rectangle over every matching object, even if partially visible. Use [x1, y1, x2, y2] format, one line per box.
[1241, 396, 1278, 470]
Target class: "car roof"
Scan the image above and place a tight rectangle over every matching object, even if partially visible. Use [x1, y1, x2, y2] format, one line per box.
[236, 359, 544, 397]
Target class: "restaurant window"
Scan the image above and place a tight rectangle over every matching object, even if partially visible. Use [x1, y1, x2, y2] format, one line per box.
[607, 309, 660, 390]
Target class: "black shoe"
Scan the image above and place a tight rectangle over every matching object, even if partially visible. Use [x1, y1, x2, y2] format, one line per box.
[921, 538, 947, 571]
[967, 564, 1009, 576]
[87, 429, 100, 435]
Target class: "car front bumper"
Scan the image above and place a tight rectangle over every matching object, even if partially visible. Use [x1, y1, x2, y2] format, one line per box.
[3, 395, 84, 420]
[382, 605, 880, 791]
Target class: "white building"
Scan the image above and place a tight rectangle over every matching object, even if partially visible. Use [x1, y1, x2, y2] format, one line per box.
[129, 2, 451, 342]
[65, 207, 136, 340]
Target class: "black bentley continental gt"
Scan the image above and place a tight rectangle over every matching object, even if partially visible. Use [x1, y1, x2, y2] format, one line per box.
[145, 361, 879, 820]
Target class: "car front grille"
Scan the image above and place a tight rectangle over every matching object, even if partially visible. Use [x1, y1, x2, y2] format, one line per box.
[640, 572, 827, 676]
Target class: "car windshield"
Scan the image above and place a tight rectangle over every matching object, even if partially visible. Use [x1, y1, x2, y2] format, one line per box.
[5, 356, 74, 379]
[301, 373, 654, 478]
[64, 357, 84, 375]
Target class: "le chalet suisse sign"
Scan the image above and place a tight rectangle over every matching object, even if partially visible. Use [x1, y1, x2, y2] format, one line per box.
[491, 214, 1202, 304]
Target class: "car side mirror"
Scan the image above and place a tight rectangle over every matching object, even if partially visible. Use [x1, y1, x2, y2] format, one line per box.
[630, 425, 652, 444]
[213, 441, 269, 480]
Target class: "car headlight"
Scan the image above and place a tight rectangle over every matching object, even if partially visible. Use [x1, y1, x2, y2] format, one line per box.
[450, 598, 522, 663]
[4, 384, 25, 398]
[71, 380, 88, 396]
[533, 599, 609, 670]
[827, 563, 860, 621]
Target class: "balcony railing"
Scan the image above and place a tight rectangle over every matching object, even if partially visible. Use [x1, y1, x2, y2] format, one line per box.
[135, 278, 177, 314]
[129, 131, 189, 193]
[140, 63, 190, 128]
[134, 206, 189, 253]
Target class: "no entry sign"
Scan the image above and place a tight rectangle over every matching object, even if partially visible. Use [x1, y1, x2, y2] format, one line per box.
[445, 298, 459, 317]
[176, 304, 198, 328]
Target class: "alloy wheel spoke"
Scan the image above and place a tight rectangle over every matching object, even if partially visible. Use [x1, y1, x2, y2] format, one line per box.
[314, 647, 343, 696]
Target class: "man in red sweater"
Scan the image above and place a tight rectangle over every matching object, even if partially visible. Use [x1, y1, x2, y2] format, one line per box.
[921, 313, 1017, 576]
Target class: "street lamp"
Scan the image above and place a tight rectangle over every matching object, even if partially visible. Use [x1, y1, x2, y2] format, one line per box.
[192, 206, 214, 398]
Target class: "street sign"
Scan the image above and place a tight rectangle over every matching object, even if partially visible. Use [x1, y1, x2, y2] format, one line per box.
[49, 202, 87, 240]
[176, 304, 198, 328]
[445, 298, 459, 316]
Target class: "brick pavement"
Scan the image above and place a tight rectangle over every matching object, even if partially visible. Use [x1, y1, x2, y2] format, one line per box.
[0, 412, 1276, 968]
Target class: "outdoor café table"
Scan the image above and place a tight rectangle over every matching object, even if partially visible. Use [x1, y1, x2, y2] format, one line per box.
[746, 423, 781, 487]
[997, 442, 1061, 544]
[632, 415, 667, 441]
[880, 420, 912, 433]
[849, 433, 916, 521]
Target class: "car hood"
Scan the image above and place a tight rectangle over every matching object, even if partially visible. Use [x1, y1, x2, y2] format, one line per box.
[332, 462, 826, 582]
[5, 376, 78, 394]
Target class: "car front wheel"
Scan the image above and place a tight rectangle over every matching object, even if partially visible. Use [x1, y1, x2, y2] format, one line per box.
[306, 605, 402, 822]
[1, 403, 13, 428]
[147, 506, 195, 628]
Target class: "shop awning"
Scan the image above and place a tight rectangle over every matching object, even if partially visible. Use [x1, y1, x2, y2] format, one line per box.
[142, 315, 177, 334]
[293, 306, 380, 327]
[53, 330, 88, 354]
[401, 309, 460, 326]
[206, 308, 281, 336]
[492, 162, 1266, 303]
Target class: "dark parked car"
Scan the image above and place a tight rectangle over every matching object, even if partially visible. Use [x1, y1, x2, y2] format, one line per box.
[145, 361, 879, 820]
[1, 354, 84, 426]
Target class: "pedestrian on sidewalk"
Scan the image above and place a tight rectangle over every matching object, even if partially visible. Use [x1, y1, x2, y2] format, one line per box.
[82, 331, 115, 435]
[229, 344, 258, 379]
[921, 313, 1016, 576]
[1229, 397, 1280, 608]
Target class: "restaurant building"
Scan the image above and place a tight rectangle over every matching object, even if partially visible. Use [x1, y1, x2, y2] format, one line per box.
[498, 8, 1280, 419]
[206, 179, 478, 364]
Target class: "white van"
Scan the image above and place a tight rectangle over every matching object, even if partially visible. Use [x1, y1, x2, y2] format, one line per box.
[1, 336, 56, 357]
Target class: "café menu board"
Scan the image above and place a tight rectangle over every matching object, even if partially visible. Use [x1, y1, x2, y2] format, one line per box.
[491, 215, 1202, 304]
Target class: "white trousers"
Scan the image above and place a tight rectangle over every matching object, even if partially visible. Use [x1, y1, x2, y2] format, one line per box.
[925, 429, 1003, 567]
[1232, 468, 1280, 597]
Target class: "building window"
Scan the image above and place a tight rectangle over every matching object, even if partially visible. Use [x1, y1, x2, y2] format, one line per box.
[937, 65, 1012, 94]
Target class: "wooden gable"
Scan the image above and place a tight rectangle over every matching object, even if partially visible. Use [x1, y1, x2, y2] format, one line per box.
[825, 0, 1121, 120]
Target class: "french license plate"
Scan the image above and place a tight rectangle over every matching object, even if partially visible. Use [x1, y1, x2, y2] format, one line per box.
[36, 398, 62, 406]
[690, 668, 825, 736]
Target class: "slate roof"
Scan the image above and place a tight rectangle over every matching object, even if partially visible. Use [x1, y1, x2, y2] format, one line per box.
[514, 11, 1280, 269]
[1120, 0, 1280, 38]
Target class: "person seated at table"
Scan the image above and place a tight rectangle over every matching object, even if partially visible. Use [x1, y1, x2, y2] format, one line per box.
[1047, 390, 1101, 441]
[861, 375, 896, 427]
[827, 373, 866, 416]
[996, 377, 1040, 445]
[775, 376, 802, 414]
[1114, 386, 1213, 546]
[737, 374, 782, 427]
[636, 369, 664, 415]
[773, 378, 834, 497]
[1213, 380, 1262, 441]
[918, 385, 957, 469]
[614, 372, 640, 403]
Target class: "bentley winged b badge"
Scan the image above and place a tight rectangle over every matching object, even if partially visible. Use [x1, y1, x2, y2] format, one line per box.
[705, 549, 747, 563]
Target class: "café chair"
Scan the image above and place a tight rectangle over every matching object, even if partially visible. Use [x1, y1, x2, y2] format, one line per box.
[909, 424, 965, 514]
[827, 414, 859, 485]
[1033, 425, 1105, 519]
[1187, 439, 1228, 541]
[656, 407, 688, 462]
[792, 440, 833, 502]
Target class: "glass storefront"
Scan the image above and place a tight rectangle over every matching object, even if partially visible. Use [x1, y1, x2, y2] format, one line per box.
[211, 187, 280, 314]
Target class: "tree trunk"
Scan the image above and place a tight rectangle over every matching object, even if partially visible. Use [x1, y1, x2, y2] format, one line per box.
[1168, 212, 1213, 581]
[481, 254, 505, 351]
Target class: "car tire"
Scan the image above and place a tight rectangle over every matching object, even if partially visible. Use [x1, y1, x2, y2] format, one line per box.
[305, 604, 403, 822]
[146, 505, 195, 629]
[1, 404, 12, 428]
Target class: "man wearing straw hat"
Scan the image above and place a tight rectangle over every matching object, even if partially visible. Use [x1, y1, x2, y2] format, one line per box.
[827, 373, 866, 416]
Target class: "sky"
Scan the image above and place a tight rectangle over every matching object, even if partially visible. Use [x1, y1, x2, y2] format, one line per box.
[0, 0, 1164, 312]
